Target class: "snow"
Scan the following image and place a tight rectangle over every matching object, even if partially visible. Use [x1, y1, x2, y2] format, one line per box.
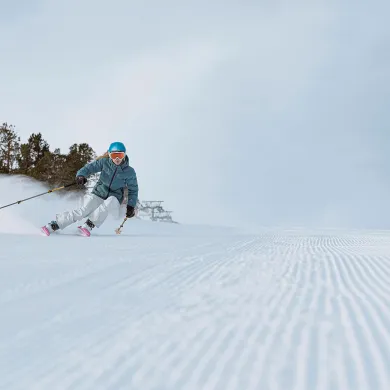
[1, 175, 390, 389]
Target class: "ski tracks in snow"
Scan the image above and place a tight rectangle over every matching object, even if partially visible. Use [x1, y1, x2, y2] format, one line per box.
[1, 231, 390, 389]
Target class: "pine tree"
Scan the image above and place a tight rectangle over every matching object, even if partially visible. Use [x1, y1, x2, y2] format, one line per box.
[17, 133, 50, 174]
[0, 123, 97, 193]
[0, 123, 20, 174]
[62, 143, 96, 186]
[29, 146, 74, 186]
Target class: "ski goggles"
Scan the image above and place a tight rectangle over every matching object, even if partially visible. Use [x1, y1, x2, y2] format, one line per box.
[109, 151, 126, 160]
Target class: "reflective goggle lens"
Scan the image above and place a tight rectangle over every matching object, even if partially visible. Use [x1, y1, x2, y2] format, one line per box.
[110, 152, 125, 160]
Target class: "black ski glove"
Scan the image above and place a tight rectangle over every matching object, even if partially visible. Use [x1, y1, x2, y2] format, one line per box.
[126, 205, 135, 218]
[76, 176, 87, 187]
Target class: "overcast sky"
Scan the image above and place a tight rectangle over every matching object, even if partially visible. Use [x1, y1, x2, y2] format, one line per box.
[1, 0, 390, 229]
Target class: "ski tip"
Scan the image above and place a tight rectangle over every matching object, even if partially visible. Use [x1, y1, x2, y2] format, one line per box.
[41, 226, 50, 236]
[77, 226, 91, 237]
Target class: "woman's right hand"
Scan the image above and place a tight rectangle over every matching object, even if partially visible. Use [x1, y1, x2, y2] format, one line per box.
[76, 176, 87, 186]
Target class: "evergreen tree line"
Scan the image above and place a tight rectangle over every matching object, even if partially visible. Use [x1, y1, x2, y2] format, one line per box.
[0, 122, 96, 189]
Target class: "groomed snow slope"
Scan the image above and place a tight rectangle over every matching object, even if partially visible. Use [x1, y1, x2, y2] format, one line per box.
[1, 176, 390, 390]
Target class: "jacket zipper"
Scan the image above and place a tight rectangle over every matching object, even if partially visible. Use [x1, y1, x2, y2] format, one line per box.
[106, 167, 118, 199]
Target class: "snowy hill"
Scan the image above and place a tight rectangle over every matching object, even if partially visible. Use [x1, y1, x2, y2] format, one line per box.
[1, 176, 390, 390]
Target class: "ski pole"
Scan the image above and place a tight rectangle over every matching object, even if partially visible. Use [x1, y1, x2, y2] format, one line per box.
[115, 217, 128, 235]
[0, 182, 76, 211]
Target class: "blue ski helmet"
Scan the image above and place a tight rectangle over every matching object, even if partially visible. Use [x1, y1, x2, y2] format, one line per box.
[108, 142, 126, 153]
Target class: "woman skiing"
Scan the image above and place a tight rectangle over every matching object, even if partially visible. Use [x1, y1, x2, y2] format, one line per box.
[41, 141, 138, 236]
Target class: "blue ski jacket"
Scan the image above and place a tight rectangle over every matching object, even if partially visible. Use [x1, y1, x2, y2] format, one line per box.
[76, 156, 138, 207]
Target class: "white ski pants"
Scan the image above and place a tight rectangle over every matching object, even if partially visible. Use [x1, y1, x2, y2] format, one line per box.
[56, 193, 121, 230]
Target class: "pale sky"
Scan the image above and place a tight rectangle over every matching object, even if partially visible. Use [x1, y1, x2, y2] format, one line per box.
[1, 0, 390, 229]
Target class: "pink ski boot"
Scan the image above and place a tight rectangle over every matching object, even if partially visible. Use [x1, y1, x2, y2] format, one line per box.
[41, 221, 60, 236]
[77, 219, 95, 237]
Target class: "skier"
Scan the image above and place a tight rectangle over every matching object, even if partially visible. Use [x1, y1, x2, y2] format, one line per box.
[41, 141, 138, 236]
